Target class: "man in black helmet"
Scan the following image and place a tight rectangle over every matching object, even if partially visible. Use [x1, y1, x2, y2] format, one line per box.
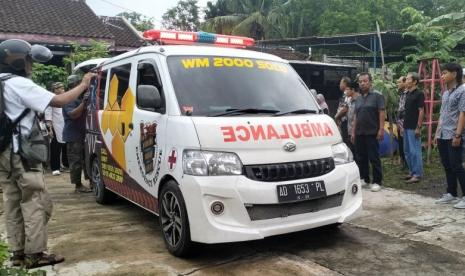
[63, 74, 92, 193]
[0, 39, 94, 268]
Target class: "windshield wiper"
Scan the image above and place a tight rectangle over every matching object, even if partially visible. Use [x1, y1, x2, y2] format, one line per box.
[208, 108, 280, 117]
[274, 109, 318, 116]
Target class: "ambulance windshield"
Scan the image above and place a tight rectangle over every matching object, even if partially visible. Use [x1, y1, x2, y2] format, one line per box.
[167, 56, 319, 116]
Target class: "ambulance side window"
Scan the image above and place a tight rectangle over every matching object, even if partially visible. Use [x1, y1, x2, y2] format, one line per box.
[108, 64, 131, 108]
[136, 61, 165, 113]
[97, 70, 107, 110]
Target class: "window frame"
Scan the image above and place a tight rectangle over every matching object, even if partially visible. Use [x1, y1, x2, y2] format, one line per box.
[135, 58, 166, 114]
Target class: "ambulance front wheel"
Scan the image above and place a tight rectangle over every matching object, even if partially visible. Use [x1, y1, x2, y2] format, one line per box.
[91, 157, 116, 204]
[159, 180, 192, 257]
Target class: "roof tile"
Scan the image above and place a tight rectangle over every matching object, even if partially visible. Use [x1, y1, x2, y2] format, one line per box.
[0, 0, 113, 39]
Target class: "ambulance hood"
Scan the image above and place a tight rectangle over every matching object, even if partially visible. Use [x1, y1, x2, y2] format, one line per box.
[191, 115, 341, 165]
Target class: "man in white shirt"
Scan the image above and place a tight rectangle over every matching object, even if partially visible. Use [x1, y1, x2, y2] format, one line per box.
[45, 82, 68, 175]
[0, 39, 94, 268]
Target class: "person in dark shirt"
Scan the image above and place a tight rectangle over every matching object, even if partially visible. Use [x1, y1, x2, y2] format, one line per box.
[351, 72, 385, 192]
[396, 76, 408, 168]
[63, 75, 92, 193]
[403, 72, 424, 183]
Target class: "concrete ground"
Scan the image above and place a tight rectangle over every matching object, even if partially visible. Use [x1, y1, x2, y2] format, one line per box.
[1, 173, 465, 275]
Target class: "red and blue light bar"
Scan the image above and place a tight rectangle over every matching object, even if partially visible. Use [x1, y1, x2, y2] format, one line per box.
[143, 29, 255, 48]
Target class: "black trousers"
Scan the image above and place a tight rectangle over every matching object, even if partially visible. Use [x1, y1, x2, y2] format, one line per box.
[67, 142, 88, 185]
[340, 120, 350, 145]
[397, 128, 406, 166]
[50, 135, 68, 171]
[437, 139, 465, 197]
[355, 134, 383, 184]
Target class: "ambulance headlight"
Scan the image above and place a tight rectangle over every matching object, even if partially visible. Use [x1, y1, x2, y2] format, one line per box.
[183, 150, 243, 176]
[331, 143, 353, 165]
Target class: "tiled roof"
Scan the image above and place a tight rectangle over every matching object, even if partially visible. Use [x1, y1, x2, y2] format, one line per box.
[0, 0, 113, 39]
[101, 17, 144, 48]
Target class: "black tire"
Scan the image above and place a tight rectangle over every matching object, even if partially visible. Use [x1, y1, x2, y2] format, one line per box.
[159, 180, 192, 257]
[91, 157, 116, 204]
[323, 223, 342, 231]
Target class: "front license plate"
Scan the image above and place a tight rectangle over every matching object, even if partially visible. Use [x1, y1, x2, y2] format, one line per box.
[277, 181, 327, 203]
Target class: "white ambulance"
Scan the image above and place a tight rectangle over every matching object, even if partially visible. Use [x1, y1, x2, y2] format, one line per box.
[84, 30, 362, 257]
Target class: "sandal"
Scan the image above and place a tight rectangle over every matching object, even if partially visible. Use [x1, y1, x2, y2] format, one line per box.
[406, 176, 421, 183]
[10, 250, 25, 266]
[25, 252, 65, 269]
[404, 174, 412, 180]
[75, 185, 92, 193]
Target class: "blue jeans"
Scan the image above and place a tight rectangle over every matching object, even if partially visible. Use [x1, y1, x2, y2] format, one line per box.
[403, 129, 423, 177]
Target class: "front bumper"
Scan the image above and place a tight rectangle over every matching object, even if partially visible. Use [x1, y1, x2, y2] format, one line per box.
[180, 161, 362, 243]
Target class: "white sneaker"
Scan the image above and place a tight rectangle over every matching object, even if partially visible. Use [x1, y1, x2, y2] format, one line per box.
[453, 197, 465, 209]
[435, 193, 457, 204]
[370, 183, 381, 192]
[52, 170, 61, 176]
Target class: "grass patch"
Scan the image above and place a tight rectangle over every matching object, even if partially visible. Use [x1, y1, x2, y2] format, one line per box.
[382, 148, 446, 198]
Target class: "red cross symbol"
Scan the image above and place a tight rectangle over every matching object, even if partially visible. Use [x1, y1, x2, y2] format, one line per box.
[168, 149, 177, 170]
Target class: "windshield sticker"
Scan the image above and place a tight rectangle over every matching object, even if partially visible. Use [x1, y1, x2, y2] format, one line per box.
[220, 123, 334, 142]
[180, 57, 288, 73]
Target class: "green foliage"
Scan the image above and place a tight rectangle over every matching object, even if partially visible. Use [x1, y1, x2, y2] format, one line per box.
[373, 75, 399, 117]
[388, 9, 465, 78]
[62, 40, 110, 70]
[31, 64, 68, 89]
[117, 12, 154, 32]
[200, 0, 465, 40]
[162, 0, 200, 31]
[199, 0, 435, 39]
[0, 242, 8, 265]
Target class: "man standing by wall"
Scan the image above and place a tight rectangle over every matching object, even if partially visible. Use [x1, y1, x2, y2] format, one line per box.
[403, 72, 424, 183]
[63, 75, 92, 193]
[351, 72, 385, 192]
[435, 63, 465, 208]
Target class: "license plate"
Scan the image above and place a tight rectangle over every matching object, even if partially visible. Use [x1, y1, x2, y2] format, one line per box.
[277, 181, 327, 203]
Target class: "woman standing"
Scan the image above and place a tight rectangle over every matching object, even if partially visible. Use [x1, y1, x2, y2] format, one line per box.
[316, 94, 329, 114]
[45, 82, 69, 175]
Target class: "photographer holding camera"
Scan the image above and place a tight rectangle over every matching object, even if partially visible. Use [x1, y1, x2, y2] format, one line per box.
[63, 74, 92, 193]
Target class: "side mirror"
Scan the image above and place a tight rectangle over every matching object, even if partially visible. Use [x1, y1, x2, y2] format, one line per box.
[137, 85, 162, 111]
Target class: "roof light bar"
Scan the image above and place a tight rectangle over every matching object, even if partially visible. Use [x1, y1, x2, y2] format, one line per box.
[143, 29, 255, 48]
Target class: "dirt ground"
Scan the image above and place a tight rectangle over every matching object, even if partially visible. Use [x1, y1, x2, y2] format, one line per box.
[1, 168, 465, 275]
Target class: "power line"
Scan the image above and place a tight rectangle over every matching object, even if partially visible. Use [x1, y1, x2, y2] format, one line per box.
[95, 0, 163, 24]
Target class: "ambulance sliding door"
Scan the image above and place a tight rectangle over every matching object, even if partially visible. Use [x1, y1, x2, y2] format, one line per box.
[124, 55, 168, 196]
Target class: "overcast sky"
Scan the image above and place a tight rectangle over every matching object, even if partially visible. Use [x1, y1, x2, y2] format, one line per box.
[86, 0, 210, 27]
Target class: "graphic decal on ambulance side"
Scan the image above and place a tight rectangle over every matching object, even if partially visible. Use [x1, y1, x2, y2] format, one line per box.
[135, 121, 162, 187]
[168, 149, 177, 171]
[100, 74, 135, 171]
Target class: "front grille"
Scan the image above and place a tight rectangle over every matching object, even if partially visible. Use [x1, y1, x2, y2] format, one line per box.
[244, 158, 335, 182]
[245, 191, 344, 221]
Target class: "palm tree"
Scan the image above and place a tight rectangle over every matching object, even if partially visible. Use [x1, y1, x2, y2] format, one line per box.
[201, 0, 294, 40]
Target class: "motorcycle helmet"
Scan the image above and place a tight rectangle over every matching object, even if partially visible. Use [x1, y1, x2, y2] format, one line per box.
[67, 74, 81, 89]
[0, 39, 52, 71]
